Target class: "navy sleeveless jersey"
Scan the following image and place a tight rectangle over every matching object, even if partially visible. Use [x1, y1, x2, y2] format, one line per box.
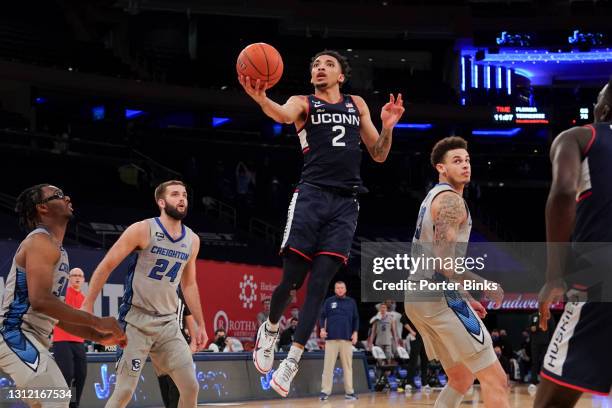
[573, 123, 612, 242]
[296, 94, 364, 191]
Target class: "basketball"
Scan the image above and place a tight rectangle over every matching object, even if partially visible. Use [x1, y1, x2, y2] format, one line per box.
[236, 43, 283, 89]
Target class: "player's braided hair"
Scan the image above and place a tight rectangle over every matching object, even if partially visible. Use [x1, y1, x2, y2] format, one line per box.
[430, 137, 468, 168]
[310, 50, 351, 87]
[15, 184, 49, 231]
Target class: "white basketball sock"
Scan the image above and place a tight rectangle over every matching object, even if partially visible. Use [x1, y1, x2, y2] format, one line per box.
[287, 345, 304, 363]
[434, 385, 464, 408]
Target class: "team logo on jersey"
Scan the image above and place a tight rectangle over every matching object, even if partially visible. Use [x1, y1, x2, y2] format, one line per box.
[313, 101, 325, 108]
[345, 102, 354, 108]
[348, 108, 356, 113]
[316, 108, 325, 113]
[331, 302, 337, 309]
[155, 232, 165, 241]
[180, 243, 187, 248]
[131, 359, 142, 371]
[239, 274, 258, 309]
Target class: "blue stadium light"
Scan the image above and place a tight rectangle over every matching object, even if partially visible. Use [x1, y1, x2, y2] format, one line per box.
[496, 67, 502, 89]
[212, 117, 231, 127]
[514, 68, 534, 78]
[473, 64, 479, 88]
[92, 106, 105, 121]
[568, 30, 604, 46]
[461, 98, 466, 106]
[496, 31, 531, 47]
[34, 97, 47, 104]
[479, 49, 612, 63]
[461, 56, 466, 92]
[472, 128, 522, 137]
[395, 123, 433, 130]
[507, 69, 512, 95]
[272, 124, 282, 136]
[125, 109, 145, 119]
[485, 66, 491, 89]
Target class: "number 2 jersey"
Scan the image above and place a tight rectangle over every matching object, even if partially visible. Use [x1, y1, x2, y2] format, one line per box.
[297, 94, 364, 192]
[118, 218, 194, 323]
[0, 228, 69, 349]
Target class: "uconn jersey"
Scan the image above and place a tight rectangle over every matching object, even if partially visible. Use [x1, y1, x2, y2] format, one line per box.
[297, 94, 363, 192]
[540, 123, 612, 395]
[573, 123, 612, 241]
[119, 218, 194, 322]
[411, 183, 472, 280]
[0, 228, 69, 366]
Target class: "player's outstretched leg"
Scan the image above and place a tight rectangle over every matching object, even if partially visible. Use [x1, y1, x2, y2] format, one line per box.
[253, 253, 309, 374]
[533, 377, 582, 408]
[474, 360, 510, 408]
[434, 363, 474, 408]
[168, 363, 199, 408]
[271, 255, 342, 397]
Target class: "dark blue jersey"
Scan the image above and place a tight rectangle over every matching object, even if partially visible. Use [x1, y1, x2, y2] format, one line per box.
[296, 94, 364, 192]
[573, 123, 612, 242]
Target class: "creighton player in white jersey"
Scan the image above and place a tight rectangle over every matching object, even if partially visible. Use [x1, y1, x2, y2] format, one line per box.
[0, 184, 125, 408]
[83, 180, 208, 408]
[405, 137, 509, 408]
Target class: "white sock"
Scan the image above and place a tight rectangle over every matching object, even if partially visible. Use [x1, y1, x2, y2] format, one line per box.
[287, 345, 304, 363]
[433, 385, 464, 408]
[266, 320, 279, 332]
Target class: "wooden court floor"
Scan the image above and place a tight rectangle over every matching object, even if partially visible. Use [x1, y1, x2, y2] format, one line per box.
[197, 385, 612, 407]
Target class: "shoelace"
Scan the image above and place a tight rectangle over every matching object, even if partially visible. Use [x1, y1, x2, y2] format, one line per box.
[263, 328, 277, 348]
[278, 361, 297, 382]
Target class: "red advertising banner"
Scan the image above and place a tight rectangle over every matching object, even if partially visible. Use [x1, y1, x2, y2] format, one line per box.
[196, 260, 304, 350]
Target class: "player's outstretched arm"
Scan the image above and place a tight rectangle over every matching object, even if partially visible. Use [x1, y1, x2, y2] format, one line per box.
[238, 75, 306, 124]
[57, 320, 127, 347]
[354, 94, 404, 162]
[431, 191, 467, 278]
[180, 234, 208, 350]
[24, 235, 126, 342]
[82, 220, 149, 313]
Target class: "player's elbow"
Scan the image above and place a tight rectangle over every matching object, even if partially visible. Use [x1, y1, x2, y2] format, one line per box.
[370, 151, 387, 163]
[29, 295, 50, 314]
[548, 185, 577, 204]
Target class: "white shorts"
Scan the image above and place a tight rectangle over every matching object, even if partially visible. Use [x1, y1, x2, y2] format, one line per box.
[0, 329, 70, 407]
[405, 290, 497, 373]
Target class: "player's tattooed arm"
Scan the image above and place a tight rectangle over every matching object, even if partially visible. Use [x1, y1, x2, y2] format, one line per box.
[354, 94, 403, 162]
[371, 128, 392, 161]
[432, 192, 466, 278]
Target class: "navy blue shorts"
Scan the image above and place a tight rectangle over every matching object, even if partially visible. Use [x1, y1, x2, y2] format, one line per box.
[541, 302, 612, 395]
[280, 182, 359, 263]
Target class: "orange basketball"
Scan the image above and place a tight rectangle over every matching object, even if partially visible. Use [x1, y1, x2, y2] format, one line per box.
[236, 43, 283, 89]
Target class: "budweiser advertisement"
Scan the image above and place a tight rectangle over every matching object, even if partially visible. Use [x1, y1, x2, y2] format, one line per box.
[196, 260, 305, 350]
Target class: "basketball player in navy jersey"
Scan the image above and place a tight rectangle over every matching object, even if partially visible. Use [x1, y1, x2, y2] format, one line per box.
[535, 80, 612, 407]
[239, 50, 404, 397]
